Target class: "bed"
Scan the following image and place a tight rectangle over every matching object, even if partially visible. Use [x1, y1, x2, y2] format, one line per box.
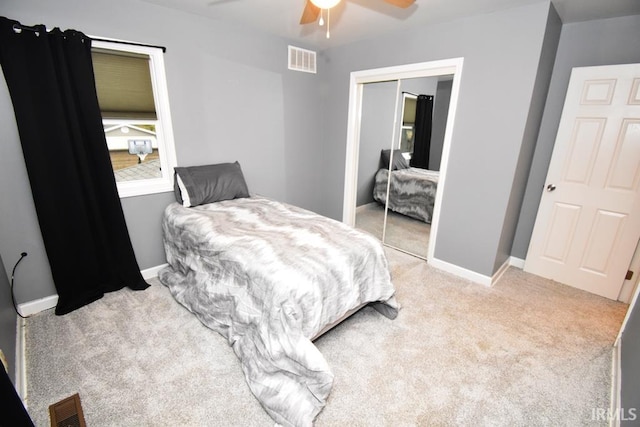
[158, 162, 399, 427]
[373, 149, 439, 223]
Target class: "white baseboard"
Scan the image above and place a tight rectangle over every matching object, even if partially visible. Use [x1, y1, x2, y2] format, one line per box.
[15, 317, 27, 404]
[610, 341, 621, 427]
[429, 257, 513, 288]
[509, 256, 526, 269]
[141, 263, 167, 280]
[429, 257, 493, 286]
[19, 295, 58, 317]
[17, 264, 167, 316]
[492, 258, 511, 285]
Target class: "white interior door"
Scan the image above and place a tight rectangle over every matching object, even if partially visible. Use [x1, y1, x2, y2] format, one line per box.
[525, 63, 640, 300]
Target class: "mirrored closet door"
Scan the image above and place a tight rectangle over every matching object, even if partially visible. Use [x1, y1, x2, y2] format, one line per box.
[354, 80, 398, 242]
[354, 75, 453, 259]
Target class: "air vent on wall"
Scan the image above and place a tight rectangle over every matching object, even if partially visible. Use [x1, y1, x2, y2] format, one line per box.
[288, 45, 316, 74]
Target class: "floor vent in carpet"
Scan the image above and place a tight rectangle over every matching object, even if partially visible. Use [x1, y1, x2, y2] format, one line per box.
[49, 393, 86, 427]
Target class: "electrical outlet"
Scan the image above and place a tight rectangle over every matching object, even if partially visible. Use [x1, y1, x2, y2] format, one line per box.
[0, 349, 7, 373]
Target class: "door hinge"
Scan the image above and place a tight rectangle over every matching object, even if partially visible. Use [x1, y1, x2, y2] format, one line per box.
[626, 270, 634, 281]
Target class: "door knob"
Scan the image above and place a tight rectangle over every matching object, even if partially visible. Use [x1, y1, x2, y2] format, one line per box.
[547, 184, 556, 192]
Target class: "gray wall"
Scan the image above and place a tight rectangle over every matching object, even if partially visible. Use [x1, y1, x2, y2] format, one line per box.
[491, 2, 562, 272]
[323, 2, 554, 276]
[0, 254, 18, 382]
[430, 78, 453, 171]
[0, 0, 325, 304]
[512, 13, 640, 260]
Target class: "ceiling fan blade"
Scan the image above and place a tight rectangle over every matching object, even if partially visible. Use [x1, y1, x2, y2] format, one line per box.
[300, 0, 321, 24]
[383, 0, 415, 8]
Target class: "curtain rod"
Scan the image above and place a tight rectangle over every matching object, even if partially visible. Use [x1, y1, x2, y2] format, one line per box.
[403, 91, 434, 99]
[11, 23, 167, 53]
[91, 37, 166, 53]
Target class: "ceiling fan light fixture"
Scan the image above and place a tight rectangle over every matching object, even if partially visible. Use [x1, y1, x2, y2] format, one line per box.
[310, 0, 341, 9]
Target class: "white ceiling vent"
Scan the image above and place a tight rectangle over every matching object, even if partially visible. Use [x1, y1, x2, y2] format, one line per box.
[288, 45, 316, 74]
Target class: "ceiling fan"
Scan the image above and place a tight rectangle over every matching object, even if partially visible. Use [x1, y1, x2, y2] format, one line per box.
[300, 0, 416, 31]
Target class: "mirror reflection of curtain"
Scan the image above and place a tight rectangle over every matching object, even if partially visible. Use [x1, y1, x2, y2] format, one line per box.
[409, 95, 434, 169]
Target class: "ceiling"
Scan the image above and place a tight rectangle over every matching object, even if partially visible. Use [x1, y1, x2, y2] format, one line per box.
[140, 0, 640, 48]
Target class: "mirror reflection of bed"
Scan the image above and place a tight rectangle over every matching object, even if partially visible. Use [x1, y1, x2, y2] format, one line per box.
[354, 75, 453, 259]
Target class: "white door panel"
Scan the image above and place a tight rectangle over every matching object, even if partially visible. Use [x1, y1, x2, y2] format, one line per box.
[540, 202, 580, 263]
[525, 63, 640, 300]
[607, 119, 640, 190]
[562, 118, 604, 184]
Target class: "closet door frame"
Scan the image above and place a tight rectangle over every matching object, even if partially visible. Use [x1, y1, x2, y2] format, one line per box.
[342, 58, 464, 262]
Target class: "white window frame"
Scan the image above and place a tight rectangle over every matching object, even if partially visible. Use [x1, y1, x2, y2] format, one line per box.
[92, 40, 177, 198]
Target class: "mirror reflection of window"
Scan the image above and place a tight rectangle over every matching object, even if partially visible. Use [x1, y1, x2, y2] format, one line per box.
[400, 93, 417, 157]
[400, 127, 414, 155]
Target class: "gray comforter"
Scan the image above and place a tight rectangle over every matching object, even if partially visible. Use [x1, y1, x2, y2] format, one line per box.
[158, 196, 399, 426]
[373, 167, 439, 223]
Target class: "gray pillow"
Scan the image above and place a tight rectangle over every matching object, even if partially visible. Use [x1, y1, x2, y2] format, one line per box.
[174, 161, 250, 207]
[381, 149, 409, 170]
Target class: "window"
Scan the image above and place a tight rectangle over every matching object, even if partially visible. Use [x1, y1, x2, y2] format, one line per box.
[92, 40, 176, 198]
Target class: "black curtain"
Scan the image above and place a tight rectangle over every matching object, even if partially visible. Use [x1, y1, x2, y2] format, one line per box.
[0, 366, 34, 426]
[409, 94, 434, 169]
[0, 17, 148, 315]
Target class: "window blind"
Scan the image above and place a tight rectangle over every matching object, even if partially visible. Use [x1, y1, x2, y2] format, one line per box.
[92, 49, 157, 120]
[403, 97, 417, 125]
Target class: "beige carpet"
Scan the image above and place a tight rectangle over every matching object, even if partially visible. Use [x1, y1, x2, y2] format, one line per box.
[24, 248, 627, 426]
